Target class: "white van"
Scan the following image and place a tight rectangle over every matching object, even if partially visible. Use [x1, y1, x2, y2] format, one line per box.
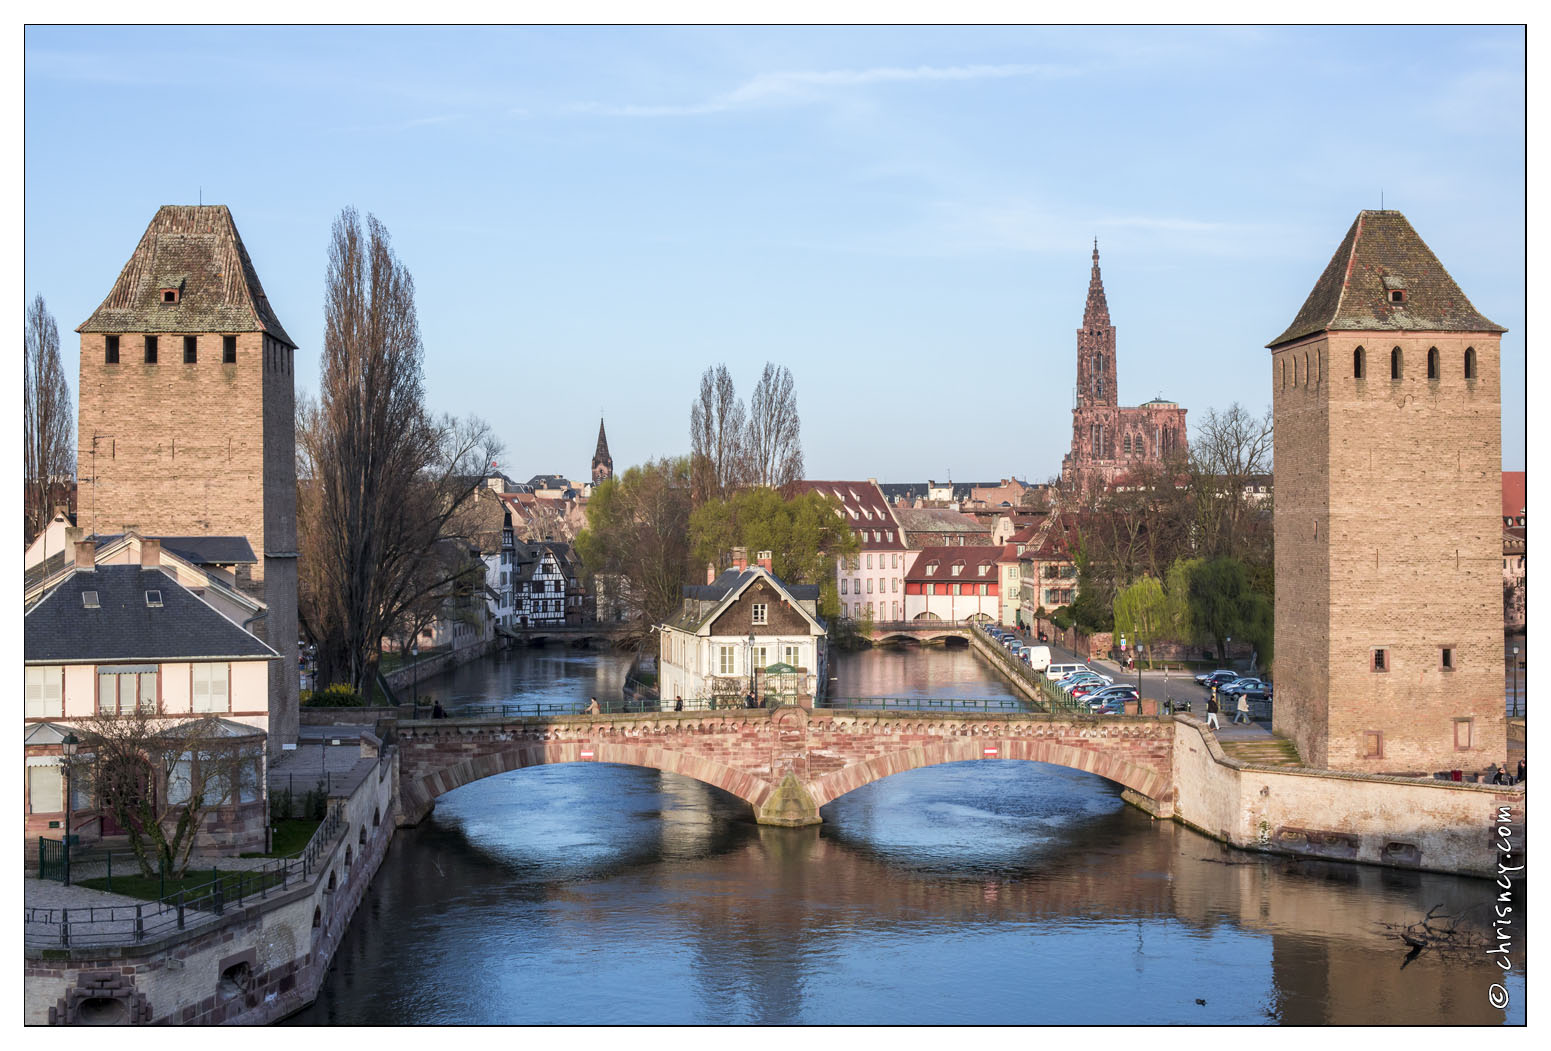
[1045, 662, 1089, 682]
[1021, 645, 1052, 673]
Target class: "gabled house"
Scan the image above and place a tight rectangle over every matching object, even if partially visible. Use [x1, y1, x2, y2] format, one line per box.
[794, 479, 906, 622]
[24, 538, 279, 854]
[659, 554, 827, 708]
[903, 545, 1005, 623]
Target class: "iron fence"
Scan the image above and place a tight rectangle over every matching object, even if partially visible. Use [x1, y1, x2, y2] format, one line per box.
[25, 800, 348, 949]
[822, 697, 1028, 712]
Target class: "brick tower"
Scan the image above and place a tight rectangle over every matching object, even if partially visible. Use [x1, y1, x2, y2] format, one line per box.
[1061, 242, 1187, 493]
[591, 417, 613, 486]
[75, 205, 300, 751]
[1267, 210, 1506, 773]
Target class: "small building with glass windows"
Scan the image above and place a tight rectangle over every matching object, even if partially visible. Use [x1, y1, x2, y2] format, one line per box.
[658, 553, 827, 708]
[23, 536, 278, 856]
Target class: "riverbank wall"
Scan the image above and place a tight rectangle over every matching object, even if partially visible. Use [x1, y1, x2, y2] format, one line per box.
[382, 636, 509, 695]
[24, 742, 399, 1025]
[1170, 716, 1525, 879]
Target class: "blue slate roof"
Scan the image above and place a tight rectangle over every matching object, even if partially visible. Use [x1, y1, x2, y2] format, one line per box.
[24, 565, 278, 664]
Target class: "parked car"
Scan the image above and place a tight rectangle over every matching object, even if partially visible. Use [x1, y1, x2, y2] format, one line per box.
[1220, 678, 1273, 700]
[1195, 669, 1241, 689]
[1086, 685, 1138, 707]
[1093, 696, 1132, 716]
[1046, 662, 1092, 682]
[1021, 645, 1052, 672]
[1061, 673, 1113, 694]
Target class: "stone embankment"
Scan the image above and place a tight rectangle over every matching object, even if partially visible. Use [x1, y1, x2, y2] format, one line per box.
[24, 732, 398, 1026]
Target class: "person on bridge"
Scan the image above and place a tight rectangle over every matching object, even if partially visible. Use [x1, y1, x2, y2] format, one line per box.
[1206, 691, 1220, 731]
[674, 696, 684, 711]
[1517, 758, 1526, 783]
[586, 697, 601, 715]
[744, 691, 757, 709]
[431, 700, 447, 719]
[1234, 694, 1251, 724]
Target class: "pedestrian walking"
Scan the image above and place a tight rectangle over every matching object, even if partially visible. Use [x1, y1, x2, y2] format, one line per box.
[1206, 690, 1220, 731]
[1235, 693, 1250, 724]
[674, 696, 684, 712]
[744, 690, 756, 709]
[586, 697, 601, 715]
[431, 700, 447, 719]
[1517, 758, 1526, 783]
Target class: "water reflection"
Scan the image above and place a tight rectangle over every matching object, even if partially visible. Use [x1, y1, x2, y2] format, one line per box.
[288, 758, 1523, 1026]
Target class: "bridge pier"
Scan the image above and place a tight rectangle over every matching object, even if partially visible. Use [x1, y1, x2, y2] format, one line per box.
[754, 774, 823, 827]
[1121, 787, 1174, 819]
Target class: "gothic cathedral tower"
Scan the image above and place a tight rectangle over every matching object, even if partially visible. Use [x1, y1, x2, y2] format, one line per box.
[1268, 210, 1505, 773]
[76, 205, 300, 752]
[592, 418, 613, 486]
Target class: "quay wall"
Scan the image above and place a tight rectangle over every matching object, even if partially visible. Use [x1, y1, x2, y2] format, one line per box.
[25, 748, 398, 1025]
[1171, 717, 1525, 879]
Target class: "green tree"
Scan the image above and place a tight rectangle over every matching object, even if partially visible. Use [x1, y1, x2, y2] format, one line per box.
[1112, 575, 1167, 667]
[689, 487, 857, 587]
[1164, 556, 1202, 645]
[575, 457, 695, 632]
[1186, 556, 1272, 662]
[1068, 543, 1115, 633]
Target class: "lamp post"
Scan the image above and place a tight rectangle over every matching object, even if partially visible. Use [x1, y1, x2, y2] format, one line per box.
[746, 632, 756, 707]
[1507, 647, 1519, 719]
[60, 732, 80, 886]
[410, 644, 419, 715]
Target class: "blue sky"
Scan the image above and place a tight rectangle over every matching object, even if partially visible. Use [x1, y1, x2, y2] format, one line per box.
[23, 26, 1526, 483]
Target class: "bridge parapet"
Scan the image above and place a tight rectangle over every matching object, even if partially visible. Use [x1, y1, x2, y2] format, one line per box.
[395, 707, 1175, 828]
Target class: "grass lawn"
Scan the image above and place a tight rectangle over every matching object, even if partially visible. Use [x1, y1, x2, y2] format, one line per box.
[238, 818, 321, 858]
[78, 866, 287, 904]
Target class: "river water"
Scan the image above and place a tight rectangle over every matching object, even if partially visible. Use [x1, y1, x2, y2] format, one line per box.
[287, 644, 1525, 1026]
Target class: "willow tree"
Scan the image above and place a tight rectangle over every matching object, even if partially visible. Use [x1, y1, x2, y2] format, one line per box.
[1112, 575, 1166, 668]
[23, 295, 74, 543]
[298, 208, 500, 692]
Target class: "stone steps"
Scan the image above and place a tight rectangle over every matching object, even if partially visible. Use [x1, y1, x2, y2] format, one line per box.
[1220, 736, 1304, 767]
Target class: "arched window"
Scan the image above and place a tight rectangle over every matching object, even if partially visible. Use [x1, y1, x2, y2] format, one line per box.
[1391, 347, 1403, 379]
[1316, 347, 1322, 384]
[1123, 434, 1132, 456]
[1354, 346, 1365, 379]
[1281, 357, 1287, 389]
[1304, 351, 1311, 387]
[1293, 354, 1300, 386]
[1465, 347, 1477, 380]
[1427, 347, 1439, 380]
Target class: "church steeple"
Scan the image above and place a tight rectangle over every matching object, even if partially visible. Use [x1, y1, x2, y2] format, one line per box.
[1083, 238, 1111, 329]
[591, 418, 613, 485]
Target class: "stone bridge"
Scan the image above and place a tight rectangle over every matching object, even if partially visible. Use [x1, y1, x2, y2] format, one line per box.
[862, 620, 974, 645]
[395, 706, 1175, 827]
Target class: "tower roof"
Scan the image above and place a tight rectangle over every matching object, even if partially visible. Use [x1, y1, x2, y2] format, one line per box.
[1268, 210, 1504, 349]
[77, 205, 296, 346]
[1083, 239, 1110, 328]
[592, 418, 612, 467]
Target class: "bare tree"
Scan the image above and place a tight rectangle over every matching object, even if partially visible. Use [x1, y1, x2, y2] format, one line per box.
[23, 295, 74, 543]
[745, 362, 804, 489]
[1188, 403, 1273, 563]
[297, 209, 501, 693]
[78, 710, 262, 878]
[575, 457, 694, 637]
[689, 364, 746, 504]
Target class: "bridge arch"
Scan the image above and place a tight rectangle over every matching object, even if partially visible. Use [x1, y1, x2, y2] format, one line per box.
[398, 739, 781, 826]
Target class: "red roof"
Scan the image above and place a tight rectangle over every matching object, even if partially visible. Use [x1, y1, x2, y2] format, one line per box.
[794, 479, 905, 550]
[905, 545, 1005, 583]
[1503, 471, 1526, 519]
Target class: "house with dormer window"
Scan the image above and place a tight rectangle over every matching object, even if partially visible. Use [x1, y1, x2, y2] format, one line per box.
[903, 545, 1004, 623]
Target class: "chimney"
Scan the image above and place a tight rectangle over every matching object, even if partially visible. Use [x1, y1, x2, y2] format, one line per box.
[74, 539, 97, 570]
[756, 550, 773, 573]
[64, 525, 83, 548]
[731, 546, 748, 572]
[140, 538, 162, 568]
[706, 562, 717, 585]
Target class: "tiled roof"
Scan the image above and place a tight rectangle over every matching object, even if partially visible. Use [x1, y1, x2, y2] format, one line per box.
[894, 507, 988, 537]
[671, 568, 820, 633]
[1269, 210, 1505, 348]
[794, 480, 904, 550]
[25, 565, 278, 664]
[1503, 471, 1526, 519]
[77, 205, 295, 346]
[89, 534, 257, 566]
[904, 545, 1005, 583]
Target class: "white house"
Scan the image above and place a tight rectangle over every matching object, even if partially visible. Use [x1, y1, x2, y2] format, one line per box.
[659, 556, 828, 708]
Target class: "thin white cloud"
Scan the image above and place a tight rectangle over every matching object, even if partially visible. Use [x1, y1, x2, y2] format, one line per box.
[572, 63, 1078, 117]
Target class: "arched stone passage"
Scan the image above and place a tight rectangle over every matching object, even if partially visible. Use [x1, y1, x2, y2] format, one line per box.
[805, 736, 1171, 812]
[399, 740, 780, 827]
[395, 710, 1175, 831]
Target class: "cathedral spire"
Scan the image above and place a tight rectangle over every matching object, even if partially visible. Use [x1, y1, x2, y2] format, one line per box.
[591, 418, 613, 485]
[1084, 238, 1110, 328]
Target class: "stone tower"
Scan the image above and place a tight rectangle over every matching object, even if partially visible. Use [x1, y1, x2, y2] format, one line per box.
[75, 205, 300, 752]
[1061, 242, 1187, 493]
[591, 418, 613, 486]
[1267, 210, 1506, 773]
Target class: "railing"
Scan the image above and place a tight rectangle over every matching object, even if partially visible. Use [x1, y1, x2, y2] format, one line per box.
[823, 697, 1029, 712]
[25, 801, 348, 949]
[864, 620, 973, 632]
[969, 622, 1092, 714]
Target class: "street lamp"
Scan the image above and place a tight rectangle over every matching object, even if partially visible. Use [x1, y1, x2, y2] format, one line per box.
[1136, 644, 1144, 701]
[60, 732, 80, 886]
[1507, 647, 1519, 719]
[746, 632, 756, 707]
[410, 643, 419, 715]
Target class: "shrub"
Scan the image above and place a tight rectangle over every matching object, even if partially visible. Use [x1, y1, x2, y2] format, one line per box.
[302, 682, 367, 707]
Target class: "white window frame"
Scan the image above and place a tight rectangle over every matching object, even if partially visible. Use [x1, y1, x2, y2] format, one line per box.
[718, 646, 735, 675]
[752, 603, 768, 625]
[192, 662, 230, 713]
[25, 666, 64, 719]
